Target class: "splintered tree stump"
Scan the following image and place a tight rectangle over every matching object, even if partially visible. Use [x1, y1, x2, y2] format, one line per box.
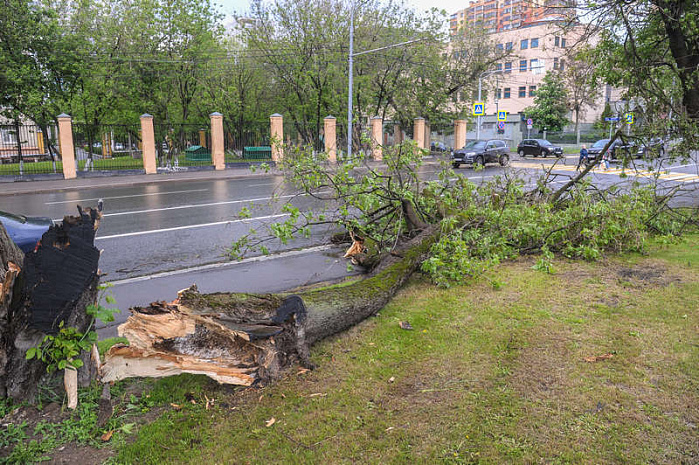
[0, 205, 103, 401]
[103, 226, 439, 386]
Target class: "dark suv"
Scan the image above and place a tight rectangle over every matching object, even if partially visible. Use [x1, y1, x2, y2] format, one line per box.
[587, 138, 634, 161]
[452, 139, 509, 168]
[516, 139, 563, 158]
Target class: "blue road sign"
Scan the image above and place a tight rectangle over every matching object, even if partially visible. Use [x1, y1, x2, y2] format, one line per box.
[605, 117, 621, 122]
[624, 113, 634, 124]
[472, 103, 485, 116]
[497, 121, 505, 130]
[526, 118, 533, 125]
[497, 111, 508, 121]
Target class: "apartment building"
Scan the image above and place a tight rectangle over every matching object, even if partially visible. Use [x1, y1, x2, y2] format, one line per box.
[449, 0, 574, 35]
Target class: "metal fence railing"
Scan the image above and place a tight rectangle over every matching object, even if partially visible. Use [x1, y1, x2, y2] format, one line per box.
[542, 131, 603, 145]
[72, 123, 143, 172]
[0, 124, 61, 176]
[224, 122, 271, 162]
[154, 123, 212, 170]
[429, 122, 455, 153]
[284, 120, 325, 153]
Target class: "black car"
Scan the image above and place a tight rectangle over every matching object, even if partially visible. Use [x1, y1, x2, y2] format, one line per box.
[587, 138, 634, 161]
[516, 139, 563, 158]
[452, 139, 509, 168]
[0, 210, 55, 253]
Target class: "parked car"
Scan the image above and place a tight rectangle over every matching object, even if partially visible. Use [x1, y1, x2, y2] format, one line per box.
[0, 210, 55, 253]
[516, 139, 564, 158]
[587, 138, 634, 161]
[452, 139, 509, 168]
[431, 141, 447, 152]
[635, 137, 666, 158]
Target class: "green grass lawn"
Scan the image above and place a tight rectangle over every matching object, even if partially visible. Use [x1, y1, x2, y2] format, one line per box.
[2, 236, 697, 464]
[108, 235, 698, 464]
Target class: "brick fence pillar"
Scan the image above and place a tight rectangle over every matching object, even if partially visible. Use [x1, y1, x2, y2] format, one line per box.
[324, 116, 337, 162]
[140, 114, 157, 174]
[371, 116, 383, 161]
[413, 117, 426, 150]
[454, 119, 467, 150]
[270, 113, 284, 162]
[57, 114, 76, 180]
[210, 112, 225, 170]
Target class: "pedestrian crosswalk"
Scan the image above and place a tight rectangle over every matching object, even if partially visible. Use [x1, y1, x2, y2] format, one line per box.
[509, 161, 699, 183]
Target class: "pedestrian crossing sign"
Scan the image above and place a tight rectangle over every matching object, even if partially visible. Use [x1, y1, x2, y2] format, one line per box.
[624, 112, 634, 124]
[497, 111, 508, 121]
[472, 103, 485, 116]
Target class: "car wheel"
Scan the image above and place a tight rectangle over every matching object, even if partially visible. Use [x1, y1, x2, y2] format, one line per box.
[518, 149, 525, 157]
[452, 162, 460, 169]
[474, 156, 485, 168]
[541, 150, 547, 158]
[499, 153, 509, 166]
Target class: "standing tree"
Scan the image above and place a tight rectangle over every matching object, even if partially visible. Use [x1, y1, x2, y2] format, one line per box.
[523, 71, 570, 134]
[580, 0, 699, 152]
[564, 48, 602, 144]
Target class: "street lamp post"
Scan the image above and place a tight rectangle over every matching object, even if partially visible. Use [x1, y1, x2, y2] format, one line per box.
[477, 70, 502, 140]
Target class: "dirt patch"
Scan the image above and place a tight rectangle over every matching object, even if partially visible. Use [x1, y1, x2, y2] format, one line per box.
[44, 443, 114, 465]
[616, 261, 682, 287]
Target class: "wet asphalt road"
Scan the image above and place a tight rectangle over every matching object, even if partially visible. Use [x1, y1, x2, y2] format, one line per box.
[1, 153, 696, 336]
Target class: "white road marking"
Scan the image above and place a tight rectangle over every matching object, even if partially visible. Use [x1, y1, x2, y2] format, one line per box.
[45, 188, 210, 205]
[95, 213, 289, 240]
[98, 193, 300, 218]
[661, 162, 697, 170]
[106, 244, 338, 286]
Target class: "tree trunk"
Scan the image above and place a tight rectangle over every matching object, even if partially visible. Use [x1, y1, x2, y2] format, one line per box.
[102, 226, 439, 386]
[0, 205, 103, 402]
[575, 108, 581, 146]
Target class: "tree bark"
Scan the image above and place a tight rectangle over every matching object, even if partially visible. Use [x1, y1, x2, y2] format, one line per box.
[102, 225, 440, 386]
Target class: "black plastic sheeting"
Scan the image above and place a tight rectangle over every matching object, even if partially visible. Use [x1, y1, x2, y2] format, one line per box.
[23, 208, 100, 334]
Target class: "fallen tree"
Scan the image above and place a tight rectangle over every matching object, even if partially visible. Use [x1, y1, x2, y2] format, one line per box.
[102, 224, 438, 385]
[103, 140, 697, 387]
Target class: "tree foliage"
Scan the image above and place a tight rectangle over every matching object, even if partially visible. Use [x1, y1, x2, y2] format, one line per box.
[523, 71, 570, 132]
[580, 0, 699, 151]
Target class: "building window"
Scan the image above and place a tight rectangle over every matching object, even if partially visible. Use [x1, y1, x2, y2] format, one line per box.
[531, 58, 544, 74]
[506, 42, 513, 50]
[531, 37, 539, 48]
[504, 62, 512, 73]
[553, 57, 559, 69]
[496, 88, 502, 99]
[504, 87, 511, 98]
[529, 85, 536, 97]
[521, 39, 528, 49]
[518, 86, 526, 98]
[561, 38, 566, 48]
[520, 59, 527, 72]
[496, 63, 503, 71]
[554, 36, 560, 47]
[496, 43, 503, 51]
[560, 59, 565, 71]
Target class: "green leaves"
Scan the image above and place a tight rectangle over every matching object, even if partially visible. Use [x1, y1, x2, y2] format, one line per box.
[522, 71, 570, 132]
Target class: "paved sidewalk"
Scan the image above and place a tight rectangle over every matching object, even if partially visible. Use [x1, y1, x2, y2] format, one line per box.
[0, 165, 282, 197]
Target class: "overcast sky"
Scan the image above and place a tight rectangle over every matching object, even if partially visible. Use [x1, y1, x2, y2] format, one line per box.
[214, 0, 465, 19]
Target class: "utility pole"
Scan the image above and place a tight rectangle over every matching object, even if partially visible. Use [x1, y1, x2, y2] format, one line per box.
[477, 70, 502, 140]
[347, 4, 354, 160]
